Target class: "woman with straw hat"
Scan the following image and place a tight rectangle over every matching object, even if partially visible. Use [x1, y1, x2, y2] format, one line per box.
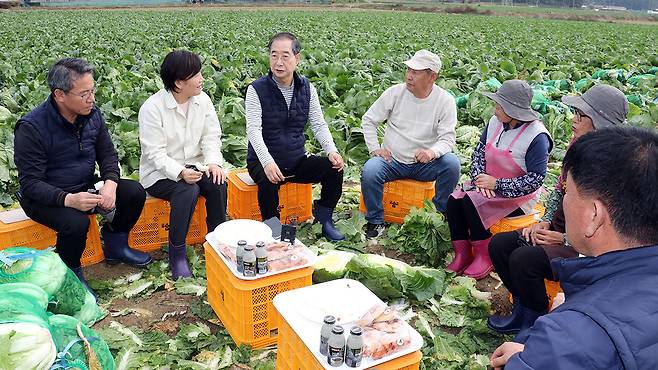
[446, 80, 552, 280]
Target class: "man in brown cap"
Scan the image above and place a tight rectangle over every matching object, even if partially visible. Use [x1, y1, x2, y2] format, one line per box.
[360, 49, 461, 238]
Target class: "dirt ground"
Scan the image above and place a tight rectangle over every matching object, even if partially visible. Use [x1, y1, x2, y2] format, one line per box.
[87, 248, 203, 333]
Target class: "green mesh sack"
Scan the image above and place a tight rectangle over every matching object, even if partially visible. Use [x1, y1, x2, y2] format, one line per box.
[48, 314, 115, 370]
[627, 74, 655, 86]
[0, 285, 51, 329]
[0, 247, 105, 325]
[0, 282, 49, 310]
[574, 78, 592, 92]
[455, 94, 469, 109]
[0, 287, 58, 369]
[484, 77, 502, 91]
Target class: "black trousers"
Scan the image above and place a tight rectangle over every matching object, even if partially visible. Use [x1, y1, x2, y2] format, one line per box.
[146, 175, 227, 246]
[20, 179, 146, 269]
[247, 155, 343, 220]
[446, 194, 524, 241]
[489, 230, 554, 312]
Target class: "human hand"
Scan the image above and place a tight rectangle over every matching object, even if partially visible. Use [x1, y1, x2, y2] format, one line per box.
[476, 186, 496, 199]
[65, 192, 102, 212]
[414, 149, 436, 163]
[371, 148, 392, 162]
[264, 162, 285, 184]
[533, 229, 565, 246]
[97, 180, 117, 210]
[206, 163, 226, 184]
[328, 152, 344, 171]
[180, 168, 203, 184]
[490, 342, 525, 370]
[522, 221, 550, 244]
[474, 173, 497, 190]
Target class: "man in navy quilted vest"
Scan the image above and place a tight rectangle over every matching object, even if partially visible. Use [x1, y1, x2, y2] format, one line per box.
[246, 32, 345, 241]
[14, 58, 152, 292]
[490, 126, 658, 369]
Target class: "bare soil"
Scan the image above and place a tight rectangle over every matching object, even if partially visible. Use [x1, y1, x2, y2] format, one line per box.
[86, 247, 205, 333]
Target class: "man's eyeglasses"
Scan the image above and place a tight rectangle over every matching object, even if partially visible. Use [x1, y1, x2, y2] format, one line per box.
[66, 88, 96, 101]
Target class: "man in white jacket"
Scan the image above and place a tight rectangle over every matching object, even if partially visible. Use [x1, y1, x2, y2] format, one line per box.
[361, 49, 460, 238]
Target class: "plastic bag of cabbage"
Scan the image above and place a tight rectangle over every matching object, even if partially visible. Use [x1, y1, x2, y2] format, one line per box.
[0, 282, 115, 370]
[313, 251, 448, 302]
[0, 247, 105, 325]
[0, 283, 58, 370]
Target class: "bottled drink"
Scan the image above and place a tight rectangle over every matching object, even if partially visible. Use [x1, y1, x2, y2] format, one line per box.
[319, 315, 336, 356]
[345, 326, 364, 367]
[236, 240, 247, 273]
[242, 245, 256, 277]
[255, 241, 268, 275]
[327, 325, 345, 367]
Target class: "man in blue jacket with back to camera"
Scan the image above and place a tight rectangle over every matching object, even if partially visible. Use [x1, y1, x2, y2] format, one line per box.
[13, 58, 152, 292]
[490, 125, 658, 369]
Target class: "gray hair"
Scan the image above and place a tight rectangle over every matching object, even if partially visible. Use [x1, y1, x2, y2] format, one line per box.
[47, 58, 94, 93]
[268, 32, 302, 55]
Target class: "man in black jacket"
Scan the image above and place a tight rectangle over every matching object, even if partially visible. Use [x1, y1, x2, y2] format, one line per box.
[14, 58, 152, 290]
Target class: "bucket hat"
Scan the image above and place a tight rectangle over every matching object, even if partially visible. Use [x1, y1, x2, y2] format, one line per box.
[561, 84, 628, 129]
[483, 80, 539, 122]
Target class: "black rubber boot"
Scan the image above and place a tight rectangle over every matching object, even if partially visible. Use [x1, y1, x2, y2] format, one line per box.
[101, 226, 152, 267]
[512, 306, 547, 344]
[487, 297, 524, 334]
[312, 200, 345, 241]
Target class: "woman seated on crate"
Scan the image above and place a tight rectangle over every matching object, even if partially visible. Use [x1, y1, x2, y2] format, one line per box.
[486, 84, 629, 343]
[445, 80, 552, 280]
[138, 50, 227, 280]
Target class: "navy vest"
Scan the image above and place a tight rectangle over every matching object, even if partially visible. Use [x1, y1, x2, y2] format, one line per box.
[17, 96, 102, 193]
[247, 71, 310, 170]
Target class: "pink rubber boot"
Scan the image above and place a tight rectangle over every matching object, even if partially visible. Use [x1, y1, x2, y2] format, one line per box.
[446, 240, 473, 275]
[464, 237, 493, 279]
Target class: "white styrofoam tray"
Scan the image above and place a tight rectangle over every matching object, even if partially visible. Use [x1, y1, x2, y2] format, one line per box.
[273, 279, 423, 369]
[205, 220, 316, 281]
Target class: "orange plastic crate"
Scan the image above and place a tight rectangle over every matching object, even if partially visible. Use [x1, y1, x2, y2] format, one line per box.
[204, 242, 313, 348]
[359, 179, 435, 224]
[227, 169, 312, 223]
[128, 197, 208, 252]
[0, 212, 104, 267]
[275, 312, 422, 370]
[490, 204, 546, 235]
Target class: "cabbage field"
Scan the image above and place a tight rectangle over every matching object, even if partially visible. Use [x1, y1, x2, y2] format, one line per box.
[0, 7, 657, 370]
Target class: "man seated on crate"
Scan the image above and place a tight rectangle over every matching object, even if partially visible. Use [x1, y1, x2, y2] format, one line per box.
[13, 58, 152, 289]
[245, 32, 345, 241]
[139, 50, 227, 280]
[490, 126, 658, 370]
[360, 49, 461, 238]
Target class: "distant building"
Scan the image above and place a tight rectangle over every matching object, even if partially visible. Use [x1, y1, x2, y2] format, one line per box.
[591, 4, 628, 10]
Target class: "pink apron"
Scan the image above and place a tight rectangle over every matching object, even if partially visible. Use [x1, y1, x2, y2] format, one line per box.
[452, 122, 540, 229]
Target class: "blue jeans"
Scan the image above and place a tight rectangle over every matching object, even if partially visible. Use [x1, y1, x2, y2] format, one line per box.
[361, 153, 461, 224]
